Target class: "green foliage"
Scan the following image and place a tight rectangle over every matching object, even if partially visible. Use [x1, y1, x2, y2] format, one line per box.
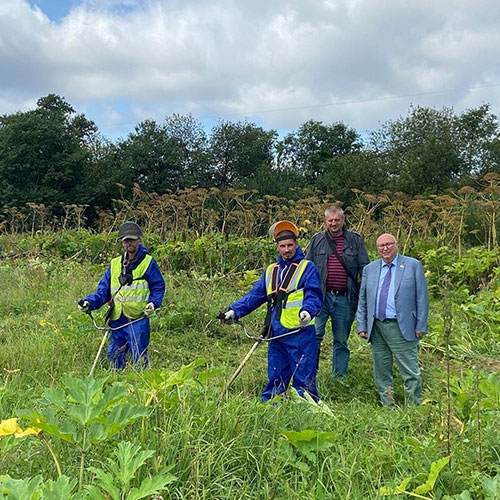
[126, 358, 222, 408]
[0, 475, 79, 499]
[85, 441, 176, 500]
[21, 374, 147, 449]
[0, 252, 499, 499]
[279, 429, 337, 467]
[0, 94, 96, 207]
[0, 475, 44, 500]
[379, 456, 449, 498]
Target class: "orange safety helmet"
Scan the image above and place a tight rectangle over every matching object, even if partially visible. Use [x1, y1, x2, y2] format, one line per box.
[269, 220, 299, 241]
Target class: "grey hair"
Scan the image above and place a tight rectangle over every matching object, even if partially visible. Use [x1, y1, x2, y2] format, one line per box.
[324, 206, 344, 218]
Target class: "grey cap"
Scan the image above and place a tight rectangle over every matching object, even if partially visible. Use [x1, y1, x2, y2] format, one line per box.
[118, 221, 143, 240]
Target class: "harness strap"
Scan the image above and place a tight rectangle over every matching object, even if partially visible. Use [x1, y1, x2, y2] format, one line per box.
[272, 262, 300, 322]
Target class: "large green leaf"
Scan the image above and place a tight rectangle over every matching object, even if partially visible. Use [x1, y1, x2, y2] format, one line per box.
[413, 456, 450, 495]
[0, 475, 43, 500]
[40, 475, 78, 500]
[483, 473, 500, 500]
[280, 429, 336, 460]
[20, 409, 76, 444]
[127, 473, 177, 500]
[379, 477, 411, 495]
[107, 441, 155, 491]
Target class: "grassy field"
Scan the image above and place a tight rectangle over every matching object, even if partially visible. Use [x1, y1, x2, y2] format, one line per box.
[0, 252, 499, 499]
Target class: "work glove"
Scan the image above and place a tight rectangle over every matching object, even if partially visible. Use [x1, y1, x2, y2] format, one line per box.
[299, 310, 311, 327]
[224, 310, 235, 322]
[78, 300, 90, 313]
[144, 302, 155, 317]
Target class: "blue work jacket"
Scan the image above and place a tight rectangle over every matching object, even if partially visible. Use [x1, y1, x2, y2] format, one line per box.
[84, 244, 165, 315]
[230, 246, 323, 337]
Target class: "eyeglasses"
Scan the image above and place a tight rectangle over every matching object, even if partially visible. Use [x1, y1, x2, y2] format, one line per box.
[377, 242, 396, 249]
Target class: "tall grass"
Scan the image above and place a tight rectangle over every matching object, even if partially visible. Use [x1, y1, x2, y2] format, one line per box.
[0, 256, 499, 498]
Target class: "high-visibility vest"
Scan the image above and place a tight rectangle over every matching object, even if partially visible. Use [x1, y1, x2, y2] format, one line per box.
[109, 254, 152, 320]
[265, 259, 315, 329]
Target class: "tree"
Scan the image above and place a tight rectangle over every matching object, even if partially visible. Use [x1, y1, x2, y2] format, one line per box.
[316, 152, 389, 205]
[457, 104, 500, 177]
[163, 113, 210, 186]
[115, 114, 210, 194]
[0, 94, 97, 206]
[369, 105, 500, 195]
[209, 121, 277, 186]
[277, 119, 362, 179]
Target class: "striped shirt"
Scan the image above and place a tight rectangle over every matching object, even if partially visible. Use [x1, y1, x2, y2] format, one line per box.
[326, 235, 348, 291]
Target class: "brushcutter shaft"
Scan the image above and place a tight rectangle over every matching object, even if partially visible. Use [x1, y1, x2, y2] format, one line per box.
[218, 339, 262, 402]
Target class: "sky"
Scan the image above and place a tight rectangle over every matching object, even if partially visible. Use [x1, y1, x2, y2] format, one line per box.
[1, 0, 500, 142]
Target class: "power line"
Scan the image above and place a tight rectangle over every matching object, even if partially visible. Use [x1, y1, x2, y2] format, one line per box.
[98, 82, 500, 129]
[216, 83, 500, 118]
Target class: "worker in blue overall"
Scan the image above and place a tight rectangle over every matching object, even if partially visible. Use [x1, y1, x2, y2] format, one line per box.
[79, 221, 165, 369]
[224, 221, 323, 401]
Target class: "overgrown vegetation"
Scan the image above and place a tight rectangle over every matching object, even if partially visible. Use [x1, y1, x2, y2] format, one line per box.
[0, 232, 498, 498]
[1, 94, 500, 223]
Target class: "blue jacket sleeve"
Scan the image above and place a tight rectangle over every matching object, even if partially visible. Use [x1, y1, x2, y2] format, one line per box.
[299, 261, 323, 318]
[144, 258, 166, 308]
[84, 267, 112, 311]
[230, 270, 268, 319]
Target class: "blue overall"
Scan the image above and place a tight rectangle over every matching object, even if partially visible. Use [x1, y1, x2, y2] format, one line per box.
[84, 244, 165, 369]
[230, 247, 323, 401]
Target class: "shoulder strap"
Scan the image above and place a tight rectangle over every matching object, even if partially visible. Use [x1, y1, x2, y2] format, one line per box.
[325, 232, 360, 291]
[279, 262, 300, 292]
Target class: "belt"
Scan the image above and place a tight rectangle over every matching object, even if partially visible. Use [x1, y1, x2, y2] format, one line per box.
[327, 289, 347, 296]
[375, 318, 397, 322]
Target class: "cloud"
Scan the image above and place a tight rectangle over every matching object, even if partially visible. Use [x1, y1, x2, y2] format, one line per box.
[1, 0, 500, 139]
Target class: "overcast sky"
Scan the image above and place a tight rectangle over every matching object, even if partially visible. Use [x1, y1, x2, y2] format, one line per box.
[1, 0, 500, 141]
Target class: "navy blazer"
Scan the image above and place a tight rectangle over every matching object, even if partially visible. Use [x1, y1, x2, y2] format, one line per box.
[356, 254, 429, 341]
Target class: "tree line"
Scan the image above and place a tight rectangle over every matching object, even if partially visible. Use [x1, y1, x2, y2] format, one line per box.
[1, 94, 499, 224]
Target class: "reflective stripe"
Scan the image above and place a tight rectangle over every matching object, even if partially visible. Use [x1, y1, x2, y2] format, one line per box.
[287, 266, 302, 291]
[265, 259, 315, 329]
[109, 254, 153, 320]
[265, 264, 279, 293]
[111, 283, 149, 293]
[116, 294, 151, 303]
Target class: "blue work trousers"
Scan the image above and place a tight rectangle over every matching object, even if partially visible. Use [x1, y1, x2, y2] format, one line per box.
[262, 326, 319, 402]
[315, 294, 354, 376]
[107, 314, 150, 369]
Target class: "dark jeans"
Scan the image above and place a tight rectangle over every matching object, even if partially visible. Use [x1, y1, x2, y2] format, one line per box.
[315, 294, 354, 376]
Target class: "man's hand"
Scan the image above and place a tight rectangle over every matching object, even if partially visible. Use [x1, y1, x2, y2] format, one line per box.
[415, 330, 426, 338]
[224, 310, 235, 322]
[358, 331, 368, 339]
[144, 302, 155, 317]
[299, 310, 311, 327]
[78, 300, 90, 313]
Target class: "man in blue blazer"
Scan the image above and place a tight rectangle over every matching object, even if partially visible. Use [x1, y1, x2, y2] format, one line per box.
[357, 233, 429, 406]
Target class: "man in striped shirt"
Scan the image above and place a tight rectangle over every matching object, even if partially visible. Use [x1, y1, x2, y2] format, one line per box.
[306, 206, 369, 377]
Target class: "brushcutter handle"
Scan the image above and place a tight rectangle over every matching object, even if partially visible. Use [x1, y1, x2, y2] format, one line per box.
[78, 299, 91, 314]
[217, 310, 235, 325]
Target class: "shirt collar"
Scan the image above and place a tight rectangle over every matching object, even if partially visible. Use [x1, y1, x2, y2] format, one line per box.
[383, 253, 399, 267]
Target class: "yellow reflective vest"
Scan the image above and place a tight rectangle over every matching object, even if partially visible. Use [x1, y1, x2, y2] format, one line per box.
[265, 259, 315, 329]
[109, 254, 152, 320]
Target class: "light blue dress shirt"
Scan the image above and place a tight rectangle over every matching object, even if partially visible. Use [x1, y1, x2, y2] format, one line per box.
[375, 254, 399, 320]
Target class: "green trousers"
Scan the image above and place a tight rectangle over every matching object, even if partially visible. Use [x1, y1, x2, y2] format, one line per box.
[371, 319, 422, 406]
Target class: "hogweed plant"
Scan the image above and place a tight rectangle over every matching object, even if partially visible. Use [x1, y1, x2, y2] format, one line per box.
[20, 374, 148, 491]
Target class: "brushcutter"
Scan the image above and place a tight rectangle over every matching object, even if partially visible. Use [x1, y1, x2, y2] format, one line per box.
[216, 310, 302, 402]
[78, 299, 156, 376]
[78, 257, 154, 375]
